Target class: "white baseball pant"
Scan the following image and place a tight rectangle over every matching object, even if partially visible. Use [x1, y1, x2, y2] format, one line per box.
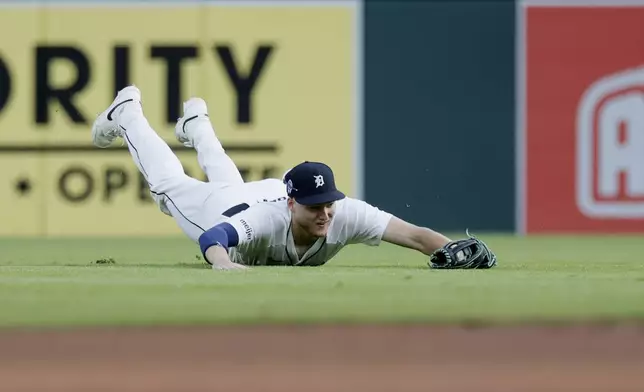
[118, 104, 286, 242]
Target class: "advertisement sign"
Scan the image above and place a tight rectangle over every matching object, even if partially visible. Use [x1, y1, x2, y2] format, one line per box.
[0, 2, 359, 236]
[520, 0, 644, 233]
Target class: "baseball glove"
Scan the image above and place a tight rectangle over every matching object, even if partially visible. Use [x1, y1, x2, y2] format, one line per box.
[428, 230, 497, 269]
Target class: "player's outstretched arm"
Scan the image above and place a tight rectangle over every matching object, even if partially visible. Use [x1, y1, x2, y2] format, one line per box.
[381, 216, 451, 256]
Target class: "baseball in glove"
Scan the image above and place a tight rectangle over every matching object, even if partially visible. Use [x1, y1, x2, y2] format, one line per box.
[428, 230, 497, 269]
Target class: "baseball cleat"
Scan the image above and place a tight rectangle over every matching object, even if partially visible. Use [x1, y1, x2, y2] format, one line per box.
[175, 97, 210, 148]
[91, 85, 141, 148]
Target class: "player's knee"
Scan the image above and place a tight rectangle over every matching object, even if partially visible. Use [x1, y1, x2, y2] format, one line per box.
[146, 190, 172, 216]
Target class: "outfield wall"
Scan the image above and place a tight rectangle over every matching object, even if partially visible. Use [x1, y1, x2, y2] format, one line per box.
[1, 0, 644, 236]
[363, 0, 516, 232]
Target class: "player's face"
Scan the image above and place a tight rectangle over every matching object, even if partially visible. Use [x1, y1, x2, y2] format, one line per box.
[290, 199, 336, 238]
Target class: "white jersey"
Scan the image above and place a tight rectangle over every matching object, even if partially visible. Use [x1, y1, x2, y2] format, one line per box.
[224, 197, 393, 266]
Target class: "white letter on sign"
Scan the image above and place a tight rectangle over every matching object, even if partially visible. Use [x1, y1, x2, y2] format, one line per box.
[577, 66, 644, 218]
[598, 93, 644, 199]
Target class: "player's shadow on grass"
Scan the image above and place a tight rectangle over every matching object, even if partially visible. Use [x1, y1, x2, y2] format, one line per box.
[86, 261, 422, 270]
[88, 264, 419, 270]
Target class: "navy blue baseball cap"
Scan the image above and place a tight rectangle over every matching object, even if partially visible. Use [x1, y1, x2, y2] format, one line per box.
[283, 161, 345, 206]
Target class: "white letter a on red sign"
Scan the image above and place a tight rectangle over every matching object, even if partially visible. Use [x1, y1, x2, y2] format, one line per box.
[577, 67, 644, 218]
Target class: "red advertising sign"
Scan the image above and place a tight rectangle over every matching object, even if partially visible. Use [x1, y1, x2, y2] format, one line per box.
[522, 1, 644, 233]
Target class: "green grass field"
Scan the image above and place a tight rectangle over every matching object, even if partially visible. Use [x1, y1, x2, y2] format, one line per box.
[1, 234, 643, 328]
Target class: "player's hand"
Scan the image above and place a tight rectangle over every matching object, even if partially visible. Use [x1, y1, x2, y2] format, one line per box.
[205, 245, 249, 271]
[211, 261, 249, 271]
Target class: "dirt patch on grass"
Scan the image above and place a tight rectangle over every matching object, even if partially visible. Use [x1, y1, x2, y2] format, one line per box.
[0, 324, 642, 391]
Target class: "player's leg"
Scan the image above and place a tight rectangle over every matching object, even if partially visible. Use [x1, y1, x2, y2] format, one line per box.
[174, 98, 290, 213]
[92, 86, 186, 189]
[91, 85, 215, 241]
[175, 98, 244, 187]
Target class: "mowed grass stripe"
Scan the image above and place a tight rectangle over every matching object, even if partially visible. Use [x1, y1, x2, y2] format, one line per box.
[0, 235, 643, 327]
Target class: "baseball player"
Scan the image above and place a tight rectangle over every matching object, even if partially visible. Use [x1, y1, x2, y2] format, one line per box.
[92, 86, 497, 271]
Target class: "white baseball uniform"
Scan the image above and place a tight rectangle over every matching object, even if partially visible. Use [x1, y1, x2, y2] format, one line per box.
[118, 103, 287, 242]
[220, 197, 393, 266]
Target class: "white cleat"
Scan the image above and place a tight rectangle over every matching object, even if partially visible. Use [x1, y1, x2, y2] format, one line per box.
[91, 85, 142, 148]
[175, 97, 210, 148]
